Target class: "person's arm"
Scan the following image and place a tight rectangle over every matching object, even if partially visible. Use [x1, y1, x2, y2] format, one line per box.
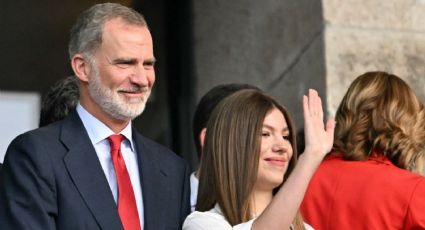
[0, 134, 57, 229]
[252, 89, 335, 230]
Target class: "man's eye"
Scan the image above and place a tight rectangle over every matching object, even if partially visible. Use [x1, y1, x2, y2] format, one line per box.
[114, 60, 136, 69]
[113, 61, 132, 68]
[116, 63, 131, 69]
[144, 61, 155, 68]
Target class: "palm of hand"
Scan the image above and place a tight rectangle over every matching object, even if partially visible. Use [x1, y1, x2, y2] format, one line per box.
[302, 89, 335, 159]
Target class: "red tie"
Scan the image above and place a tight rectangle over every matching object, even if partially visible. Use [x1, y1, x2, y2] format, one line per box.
[108, 134, 141, 230]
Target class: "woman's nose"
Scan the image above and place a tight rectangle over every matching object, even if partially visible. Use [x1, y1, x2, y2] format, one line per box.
[272, 138, 288, 154]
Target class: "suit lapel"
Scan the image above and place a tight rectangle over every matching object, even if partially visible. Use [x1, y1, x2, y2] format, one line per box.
[61, 112, 123, 230]
[133, 131, 169, 230]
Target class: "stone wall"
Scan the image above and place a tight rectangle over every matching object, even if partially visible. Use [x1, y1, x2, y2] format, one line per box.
[191, 0, 425, 169]
[192, 0, 325, 131]
[323, 0, 425, 115]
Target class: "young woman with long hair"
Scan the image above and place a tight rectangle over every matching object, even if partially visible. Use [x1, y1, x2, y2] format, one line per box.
[183, 89, 334, 229]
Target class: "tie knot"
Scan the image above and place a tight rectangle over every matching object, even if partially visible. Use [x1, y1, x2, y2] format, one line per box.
[108, 134, 125, 151]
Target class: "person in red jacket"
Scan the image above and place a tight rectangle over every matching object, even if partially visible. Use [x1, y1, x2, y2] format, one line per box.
[301, 71, 425, 229]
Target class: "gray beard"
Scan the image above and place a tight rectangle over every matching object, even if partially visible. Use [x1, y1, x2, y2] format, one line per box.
[87, 66, 150, 121]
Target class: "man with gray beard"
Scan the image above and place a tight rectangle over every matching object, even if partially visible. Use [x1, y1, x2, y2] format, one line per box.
[0, 3, 190, 230]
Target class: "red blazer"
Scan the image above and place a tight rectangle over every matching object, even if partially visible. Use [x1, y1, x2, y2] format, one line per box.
[301, 152, 425, 230]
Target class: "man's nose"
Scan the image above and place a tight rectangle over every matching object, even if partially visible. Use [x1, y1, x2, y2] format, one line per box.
[130, 65, 150, 86]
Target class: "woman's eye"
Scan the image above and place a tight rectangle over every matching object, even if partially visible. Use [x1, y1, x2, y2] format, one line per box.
[262, 132, 270, 137]
[282, 135, 290, 141]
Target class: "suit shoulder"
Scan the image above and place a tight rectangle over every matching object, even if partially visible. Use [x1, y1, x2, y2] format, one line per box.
[5, 121, 67, 166]
[10, 122, 61, 146]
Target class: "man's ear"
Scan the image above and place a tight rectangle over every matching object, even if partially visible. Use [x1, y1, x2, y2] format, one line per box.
[71, 54, 90, 83]
[199, 128, 207, 149]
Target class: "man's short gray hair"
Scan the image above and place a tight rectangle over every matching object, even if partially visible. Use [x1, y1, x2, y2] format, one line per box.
[68, 3, 147, 60]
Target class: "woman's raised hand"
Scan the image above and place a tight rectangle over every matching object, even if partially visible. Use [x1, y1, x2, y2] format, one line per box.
[302, 89, 335, 159]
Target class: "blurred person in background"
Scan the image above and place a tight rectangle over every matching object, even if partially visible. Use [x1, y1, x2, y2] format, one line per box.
[39, 75, 79, 127]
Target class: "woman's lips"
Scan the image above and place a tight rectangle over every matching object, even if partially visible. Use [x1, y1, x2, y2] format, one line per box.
[264, 157, 286, 167]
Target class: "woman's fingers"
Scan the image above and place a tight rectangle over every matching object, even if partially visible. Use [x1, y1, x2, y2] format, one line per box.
[303, 89, 335, 156]
[317, 95, 323, 121]
[306, 89, 323, 119]
[324, 118, 335, 152]
[303, 95, 309, 120]
[308, 89, 318, 116]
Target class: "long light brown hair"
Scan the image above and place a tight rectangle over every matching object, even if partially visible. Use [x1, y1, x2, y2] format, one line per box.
[196, 89, 305, 229]
[334, 71, 425, 173]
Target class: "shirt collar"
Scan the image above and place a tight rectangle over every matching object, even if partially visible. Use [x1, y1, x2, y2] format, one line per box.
[328, 150, 393, 166]
[76, 103, 135, 151]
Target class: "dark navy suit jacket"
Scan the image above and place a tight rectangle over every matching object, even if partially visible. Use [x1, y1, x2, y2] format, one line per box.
[0, 111, 190, 230]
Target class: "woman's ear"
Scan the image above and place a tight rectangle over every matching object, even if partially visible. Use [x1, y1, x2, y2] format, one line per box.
[71, 54, 91, 83]
[199, 128, 207, 149]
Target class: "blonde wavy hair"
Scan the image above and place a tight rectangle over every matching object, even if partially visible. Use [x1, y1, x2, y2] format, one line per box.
[334, 71, 425, 173]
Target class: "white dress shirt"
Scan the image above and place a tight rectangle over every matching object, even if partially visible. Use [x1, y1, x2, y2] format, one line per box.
[183, 204, 255, 230]
[183, 204, 314, 230]
[76, 104, 144, 228]
[190, 172, 199, 212]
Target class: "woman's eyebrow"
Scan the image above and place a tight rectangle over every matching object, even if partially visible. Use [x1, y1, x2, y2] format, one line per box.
[262, 124, 289, 133]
